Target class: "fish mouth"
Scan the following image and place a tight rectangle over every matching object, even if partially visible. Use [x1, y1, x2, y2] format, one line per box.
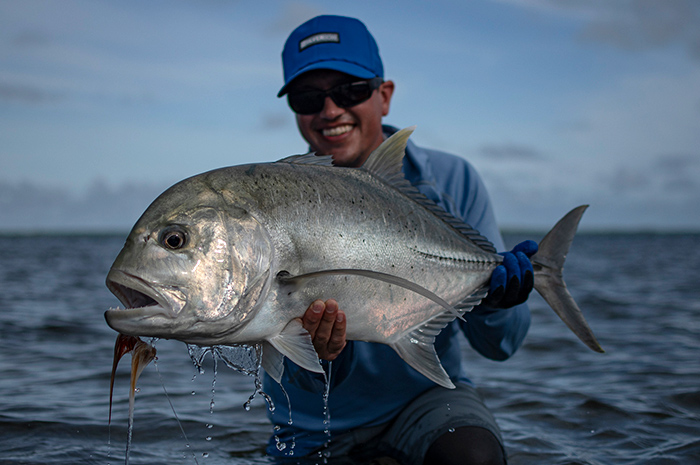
[105, 270, 177, 333]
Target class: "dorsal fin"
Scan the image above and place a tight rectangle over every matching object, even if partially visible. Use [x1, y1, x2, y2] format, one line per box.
[362, 126, 416, 185]
[364, 127, 497, 253]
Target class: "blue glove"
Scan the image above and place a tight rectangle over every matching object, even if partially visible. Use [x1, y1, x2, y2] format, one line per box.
[483, 240, 538, 309]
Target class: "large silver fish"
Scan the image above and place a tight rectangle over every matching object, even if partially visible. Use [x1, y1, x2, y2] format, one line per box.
[105, 127, 602, 389]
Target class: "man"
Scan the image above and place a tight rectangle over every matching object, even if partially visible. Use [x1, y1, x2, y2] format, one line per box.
[263, 15, 537, 465]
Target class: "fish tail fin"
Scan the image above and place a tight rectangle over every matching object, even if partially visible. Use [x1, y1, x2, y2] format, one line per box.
[532, 205, 604, 353]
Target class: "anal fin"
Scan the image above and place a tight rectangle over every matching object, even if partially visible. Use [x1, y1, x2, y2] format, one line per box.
[388, 289, 493, 389]
[391, 337, 455, 389]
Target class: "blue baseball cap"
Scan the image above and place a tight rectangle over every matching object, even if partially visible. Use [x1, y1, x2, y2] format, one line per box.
[278, 15, 384, 97]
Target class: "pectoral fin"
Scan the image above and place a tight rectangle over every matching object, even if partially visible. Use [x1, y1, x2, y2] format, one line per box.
[261, 342, 285, 384]
[266, 319, 323, 374]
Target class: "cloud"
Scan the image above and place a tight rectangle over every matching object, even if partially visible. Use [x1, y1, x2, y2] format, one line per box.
[498, 0, 700, 61]
[578, 0, 700, 60]
[475, 141, 700, 231]
[654, 153, 699, 172]
[11, 30, 52, 48]
[0, 82, 64, 103]
[478, 144, 547, 161]
[260, 111, 292, 131]
[0, 1, 282, 114]
[606, 166, 650, 193]
[592, 150, 700, 199]
[0, 179, 166, 233]
[653, 153, 700, 193]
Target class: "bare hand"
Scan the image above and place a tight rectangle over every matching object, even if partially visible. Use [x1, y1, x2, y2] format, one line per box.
[302, 299, 347, 361]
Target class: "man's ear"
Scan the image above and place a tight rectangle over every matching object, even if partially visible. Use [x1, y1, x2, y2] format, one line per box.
[379, 80, 395, 116]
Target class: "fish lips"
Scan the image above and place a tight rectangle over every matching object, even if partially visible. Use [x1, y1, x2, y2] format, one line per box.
[104, 269, 180, 336]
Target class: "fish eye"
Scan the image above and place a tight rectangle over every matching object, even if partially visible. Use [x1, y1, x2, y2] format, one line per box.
[159, 226, 188, 250]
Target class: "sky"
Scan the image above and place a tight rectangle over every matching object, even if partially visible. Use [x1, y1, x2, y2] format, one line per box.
[1, 0, 699, 233]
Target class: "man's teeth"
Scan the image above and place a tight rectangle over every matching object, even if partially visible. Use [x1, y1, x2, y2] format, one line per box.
[322, 125, 352, 137]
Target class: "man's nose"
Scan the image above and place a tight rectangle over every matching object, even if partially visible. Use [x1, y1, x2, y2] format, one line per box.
[319, 96, 344, 119]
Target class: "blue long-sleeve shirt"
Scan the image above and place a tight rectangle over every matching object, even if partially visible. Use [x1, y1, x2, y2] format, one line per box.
[263, 126, 530, 456]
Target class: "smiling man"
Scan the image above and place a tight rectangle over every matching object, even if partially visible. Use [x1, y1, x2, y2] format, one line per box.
[281, 69, 392, 168]
[277, 22, 395, 169]
[265, 15, 537, 465]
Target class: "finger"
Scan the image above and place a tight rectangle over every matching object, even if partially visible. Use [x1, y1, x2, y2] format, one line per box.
[483, 265, 506, 307]
[513, 239, 538, 257]
[302, 300, 325, 339]
[500, 253, 521, 307]
[313, 299, 339, 348]
[326, 309, 347, 359]
[502, 252, 518, 284]
[490, 264, 507, 291]
[515, 251, 534, 304]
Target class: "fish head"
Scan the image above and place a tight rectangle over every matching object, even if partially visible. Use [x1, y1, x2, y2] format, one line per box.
[105, 180, 273, 344]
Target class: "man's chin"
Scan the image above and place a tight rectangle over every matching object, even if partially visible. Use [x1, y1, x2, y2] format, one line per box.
[331, 152, 364, 167]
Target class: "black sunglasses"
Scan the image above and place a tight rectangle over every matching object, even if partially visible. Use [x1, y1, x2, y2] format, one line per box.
[287, 77, 384, 115]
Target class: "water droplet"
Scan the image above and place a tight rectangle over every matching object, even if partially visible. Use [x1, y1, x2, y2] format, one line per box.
[206, 423, 213, 429]
[205, 436, 212, 441]
[276, 440, 287, 451]
[202, 452, 209, 458]
[448, 427, 455, 433]
[191, 391, 196, 396]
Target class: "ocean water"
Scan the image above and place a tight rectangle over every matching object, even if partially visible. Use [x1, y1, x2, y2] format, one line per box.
[0, 232, 698, 465]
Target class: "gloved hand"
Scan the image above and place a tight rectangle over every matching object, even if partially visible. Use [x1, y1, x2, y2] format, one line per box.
[482, 240, 538, 309]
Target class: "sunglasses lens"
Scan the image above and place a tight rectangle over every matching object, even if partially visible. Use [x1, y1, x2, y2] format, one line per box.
[287, 91, 325, 115]
[330, 82, 372, 108]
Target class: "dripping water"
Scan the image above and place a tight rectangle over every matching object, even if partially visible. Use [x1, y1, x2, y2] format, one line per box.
[186, 343, 302, 456]
[316, 360, 333, 463]
[153, 356, 200, 465]
[276, 383, 295, 455]
[323, 361, 332, 439]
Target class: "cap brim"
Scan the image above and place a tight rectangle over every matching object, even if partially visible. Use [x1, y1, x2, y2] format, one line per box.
[277, 61, 378, 97]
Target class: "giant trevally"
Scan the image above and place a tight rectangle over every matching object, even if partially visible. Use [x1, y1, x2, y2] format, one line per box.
[104, 127, 602, 389]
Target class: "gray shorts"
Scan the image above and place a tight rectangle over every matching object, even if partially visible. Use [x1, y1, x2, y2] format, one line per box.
[319, 382, 504, 465]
